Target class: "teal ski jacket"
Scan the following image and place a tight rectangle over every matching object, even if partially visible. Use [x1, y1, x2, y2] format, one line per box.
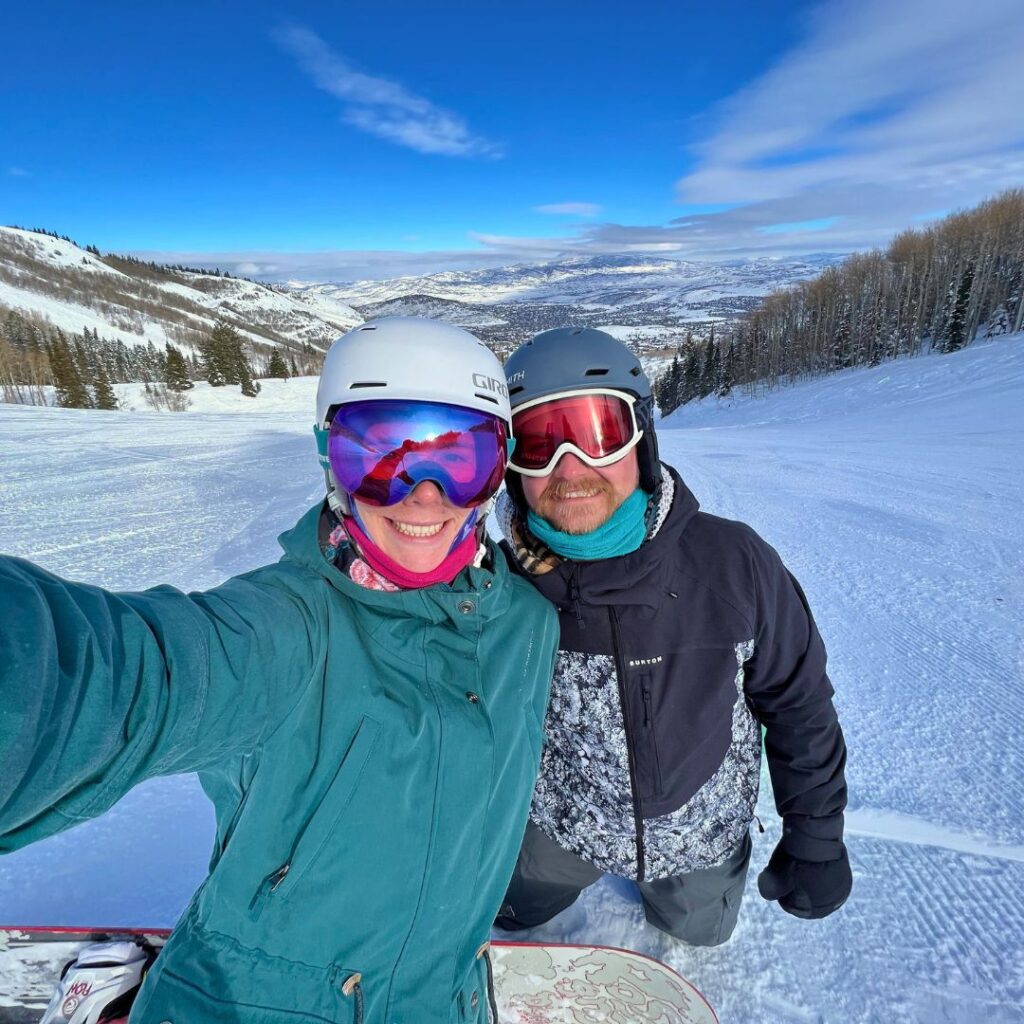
[0, 503, 558, 1024]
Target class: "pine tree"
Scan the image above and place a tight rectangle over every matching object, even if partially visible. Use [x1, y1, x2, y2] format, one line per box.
[200, 323, 230, 386]
[220, 323, 243, 385]
[47, 333, 92, 408]
[222, 331, 244, 386]
[73, 336, 93, 384]
[267, 350, 290, 379]
[681, 346, 701, 405]
[198, 321, 262, 395]
[700, 335, 716, 399]
[93, 361, 119, 410]
[652, 366, 667, 413]
[240, 359, 261, 398]
[943, 264, 974, 353]
[655, 356, 679, 415]
[719, 342, 736, 397]
[165, 344, 194, 391]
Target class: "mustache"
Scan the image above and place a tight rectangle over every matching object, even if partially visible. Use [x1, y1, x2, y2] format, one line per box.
[541, 477, 613, 501]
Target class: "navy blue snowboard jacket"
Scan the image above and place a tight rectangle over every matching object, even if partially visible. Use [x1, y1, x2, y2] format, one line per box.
[501, 465, 848, 882]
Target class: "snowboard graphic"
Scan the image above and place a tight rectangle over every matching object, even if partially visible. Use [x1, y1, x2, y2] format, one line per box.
[490, 942, 718, 1024]
[0, 928, 717, 1023]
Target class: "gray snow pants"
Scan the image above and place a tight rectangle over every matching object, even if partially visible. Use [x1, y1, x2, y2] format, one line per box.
[495, 821, 752, 946]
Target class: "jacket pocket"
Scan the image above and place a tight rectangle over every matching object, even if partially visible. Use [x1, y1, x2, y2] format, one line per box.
[634, 673, 664, 800]
[249, 715, 381, 918]
[134, 966, 362, 1024]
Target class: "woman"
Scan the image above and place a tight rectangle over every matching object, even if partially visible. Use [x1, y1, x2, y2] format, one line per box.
[0, 317, 558, 1023]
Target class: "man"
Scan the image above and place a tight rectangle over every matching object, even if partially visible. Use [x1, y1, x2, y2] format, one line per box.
[494, 327, 850, 946]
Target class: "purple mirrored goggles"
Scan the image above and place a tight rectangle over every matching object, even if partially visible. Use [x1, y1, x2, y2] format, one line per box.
[325, 399, 510, 508]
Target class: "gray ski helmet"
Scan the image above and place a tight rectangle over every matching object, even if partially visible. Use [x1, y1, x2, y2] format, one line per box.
[503, 327, 660, 492]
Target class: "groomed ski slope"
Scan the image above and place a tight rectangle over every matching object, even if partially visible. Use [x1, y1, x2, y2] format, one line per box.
[1, 336, 1022, 1023]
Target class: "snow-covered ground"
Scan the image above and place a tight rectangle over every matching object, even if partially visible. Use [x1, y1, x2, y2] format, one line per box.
[1, 336, 1022, 1023]
[20, 376, 322, 414]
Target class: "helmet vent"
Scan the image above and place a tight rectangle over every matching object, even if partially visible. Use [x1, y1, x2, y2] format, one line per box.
[509, 385, 525, 396]
[584, 368, 609, 376]
[630, 366, 641, 376]
[475, 392, 500, 406]
[349, 381, 387, 389]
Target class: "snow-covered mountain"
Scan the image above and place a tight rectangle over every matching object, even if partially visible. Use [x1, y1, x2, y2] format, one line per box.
[1, 334, 1020, 1023]
[1, 227, 843, 359]
[291, 253, 842, 346]
[0, 227, 362, 354]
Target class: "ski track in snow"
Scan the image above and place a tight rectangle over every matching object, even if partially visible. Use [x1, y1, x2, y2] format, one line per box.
[2, 337, 1023, 1023]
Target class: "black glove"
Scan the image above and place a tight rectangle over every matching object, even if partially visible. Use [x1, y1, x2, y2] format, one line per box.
[758, 843, 852, 920]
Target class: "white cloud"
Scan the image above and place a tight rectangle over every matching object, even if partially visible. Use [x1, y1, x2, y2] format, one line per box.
[533, 203, 603, 217]
[674, 0, 1024, 244]
[467, 231, 571, 254]
[136, 246, 528, 283]
[274, 26, 502, 158]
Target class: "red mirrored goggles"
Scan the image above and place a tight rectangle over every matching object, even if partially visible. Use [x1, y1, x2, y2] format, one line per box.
[509, 389, 643, 476]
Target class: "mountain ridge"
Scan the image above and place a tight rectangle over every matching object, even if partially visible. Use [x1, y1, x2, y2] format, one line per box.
[2, 226, 843, 355]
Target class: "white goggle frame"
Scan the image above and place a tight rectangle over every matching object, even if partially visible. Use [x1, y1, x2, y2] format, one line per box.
[509, 387, 644, 477]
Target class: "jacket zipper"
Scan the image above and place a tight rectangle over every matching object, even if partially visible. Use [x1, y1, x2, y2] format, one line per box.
[246, 716, 380, 921]
[608, 607, 646, 882]
[248, 863, 290, 920]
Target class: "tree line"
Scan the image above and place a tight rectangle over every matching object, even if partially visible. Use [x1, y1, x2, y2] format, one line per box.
[4, 225, 253, 280]
[0, 306, 320, 409]
[655, 189, 1024, 415]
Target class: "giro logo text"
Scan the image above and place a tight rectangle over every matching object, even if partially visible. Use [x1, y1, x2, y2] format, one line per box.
[473, 373, 509, 397]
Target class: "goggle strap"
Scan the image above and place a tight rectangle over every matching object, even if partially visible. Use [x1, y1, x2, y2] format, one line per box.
[313, 423, 331, 470]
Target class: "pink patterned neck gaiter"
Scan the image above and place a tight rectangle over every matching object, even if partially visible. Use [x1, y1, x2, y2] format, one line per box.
[342, 517, 480, 589]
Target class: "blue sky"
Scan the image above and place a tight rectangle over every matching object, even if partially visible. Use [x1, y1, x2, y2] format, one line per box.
[3, 0, 1023, 280]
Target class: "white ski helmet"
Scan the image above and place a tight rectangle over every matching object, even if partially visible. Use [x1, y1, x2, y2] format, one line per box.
[314, 317, 512, 517]
[40, 939, 158, 1024]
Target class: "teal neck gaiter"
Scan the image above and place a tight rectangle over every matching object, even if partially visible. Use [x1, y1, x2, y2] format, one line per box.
[527, 488, 649, 561]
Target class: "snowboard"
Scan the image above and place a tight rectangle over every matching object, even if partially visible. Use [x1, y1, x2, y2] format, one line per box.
[490, 942, 718, 1024]
[0, 928, 718, 1024]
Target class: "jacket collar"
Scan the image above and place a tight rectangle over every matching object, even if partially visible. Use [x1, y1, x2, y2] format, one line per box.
[276, 502, 512, 630]
[503, 464, 700, 610]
